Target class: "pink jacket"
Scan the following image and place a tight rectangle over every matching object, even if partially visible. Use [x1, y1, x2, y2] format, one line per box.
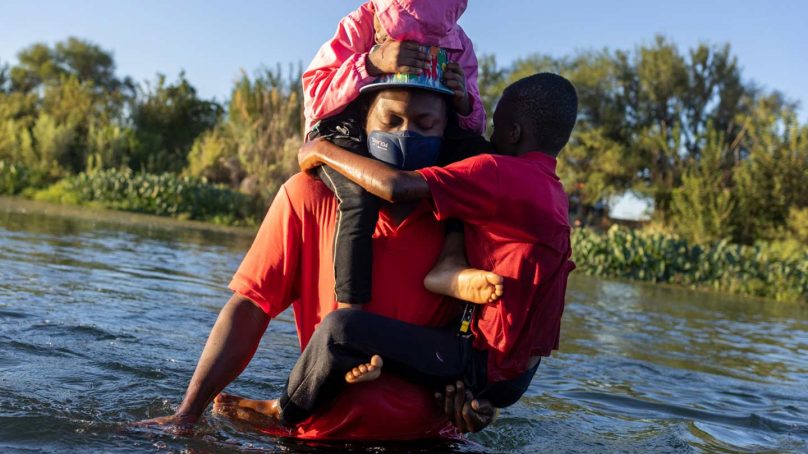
[303, 0, 485, 135]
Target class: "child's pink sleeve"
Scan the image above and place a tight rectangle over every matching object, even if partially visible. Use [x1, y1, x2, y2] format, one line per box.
[302, 4, 377, 132]
[453, 30, 486, 135]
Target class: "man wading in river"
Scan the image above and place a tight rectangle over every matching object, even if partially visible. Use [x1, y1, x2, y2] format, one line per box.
[136, 83, 499, 439]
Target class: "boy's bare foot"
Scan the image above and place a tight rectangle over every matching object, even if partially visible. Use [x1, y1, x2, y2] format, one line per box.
[212, 393, 281, 427]
[345, 355, 383, 384]
[424, 262, 504, 304]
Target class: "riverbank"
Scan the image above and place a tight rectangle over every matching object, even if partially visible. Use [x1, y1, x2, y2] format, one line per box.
[0, 195, 256, 238]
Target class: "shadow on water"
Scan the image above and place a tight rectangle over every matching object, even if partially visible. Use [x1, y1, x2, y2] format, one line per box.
[1, 197, 807, 452]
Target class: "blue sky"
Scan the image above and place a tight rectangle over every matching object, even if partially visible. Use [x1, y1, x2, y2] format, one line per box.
[2, 0, 806, 121]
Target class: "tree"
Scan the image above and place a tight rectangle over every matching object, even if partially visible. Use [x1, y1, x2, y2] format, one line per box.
[131, 72, 222, 173]
[0, 60, 9, 92]
[186, 65, 303, 198]
[732, 100, 808, 243]
[670, 129, 735, 243]
[10, 37, 134, 97]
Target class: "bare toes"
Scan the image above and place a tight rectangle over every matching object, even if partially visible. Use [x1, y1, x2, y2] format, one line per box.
[370, 355, 383, 368]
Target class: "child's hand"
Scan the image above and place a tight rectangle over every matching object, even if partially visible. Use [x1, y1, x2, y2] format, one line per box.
[443, 62, 471, 116]
[298, 138, 328, 173]
[367, 40, 428, 76]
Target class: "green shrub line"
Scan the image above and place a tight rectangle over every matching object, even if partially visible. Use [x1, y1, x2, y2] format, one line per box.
[29, 167, 263, 227]
[572, 226, 808, 303]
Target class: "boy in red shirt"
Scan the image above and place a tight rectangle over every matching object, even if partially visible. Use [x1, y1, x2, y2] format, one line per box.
[225, 73, 577, 426]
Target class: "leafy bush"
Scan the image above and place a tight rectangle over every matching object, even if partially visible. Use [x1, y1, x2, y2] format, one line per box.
[0, 161, 53, 195]
[186, 67, 302, 199]
[572, 225, 808, 302]
[33, 168, 262, 226]
[0, 161, 30, 195]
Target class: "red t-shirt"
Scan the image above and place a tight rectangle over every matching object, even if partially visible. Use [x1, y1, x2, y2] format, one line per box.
[229, 173, 462, 440]
[418, 152, 574, 382]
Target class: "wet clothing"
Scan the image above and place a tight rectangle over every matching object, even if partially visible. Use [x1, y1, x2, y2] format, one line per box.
[278, 309, 540, 426]
[418, 152, 575, 382]
[302, 0, 484, 134]
[230, 173, 463, 440]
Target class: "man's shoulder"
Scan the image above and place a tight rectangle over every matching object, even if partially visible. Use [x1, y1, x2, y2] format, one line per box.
[281, 172, 337, 213]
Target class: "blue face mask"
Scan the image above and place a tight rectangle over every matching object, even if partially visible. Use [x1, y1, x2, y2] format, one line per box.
[367, 130, 443, 171]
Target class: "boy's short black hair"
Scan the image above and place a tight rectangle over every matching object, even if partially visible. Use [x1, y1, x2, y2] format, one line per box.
[499, 73, 578, 155]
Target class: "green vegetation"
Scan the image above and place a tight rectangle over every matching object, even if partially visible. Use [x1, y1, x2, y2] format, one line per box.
[33, 168, 262, 226]
[0, 38, 301, 223]
[1, 36, 806, 302]
[573, 226, 808, 303]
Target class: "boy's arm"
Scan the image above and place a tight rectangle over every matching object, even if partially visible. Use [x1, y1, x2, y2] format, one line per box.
[299, 138, 429, 203]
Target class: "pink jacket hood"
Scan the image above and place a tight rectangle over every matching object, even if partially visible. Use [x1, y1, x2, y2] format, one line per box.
[371, 0, 468, 50]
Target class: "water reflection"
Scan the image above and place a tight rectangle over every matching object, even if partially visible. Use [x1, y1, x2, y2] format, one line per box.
[1, 197, 806, 452]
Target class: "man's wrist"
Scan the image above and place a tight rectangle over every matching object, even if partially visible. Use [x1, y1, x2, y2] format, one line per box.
[171, 409, 199, 426]
[175, 395, 206, 424]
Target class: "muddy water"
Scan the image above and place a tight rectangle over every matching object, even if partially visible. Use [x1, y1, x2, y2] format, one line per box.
[1, 197, 807, 453]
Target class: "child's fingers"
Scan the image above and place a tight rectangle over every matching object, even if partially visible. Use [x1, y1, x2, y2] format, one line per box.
[401, 41, 422, 51]
[444, 80, 466, 95]
[446, 71, 462, 80]
[445, 62, 464, 75]
[444, 78, 462, 88]
[400, 49, 428, 67]
[443, 70, 465, 84]
[396, 65, 422, 75]
[399, 57, 426, 70]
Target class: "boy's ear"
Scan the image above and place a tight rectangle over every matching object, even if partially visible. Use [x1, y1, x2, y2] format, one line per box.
[509, 122, 522, 145]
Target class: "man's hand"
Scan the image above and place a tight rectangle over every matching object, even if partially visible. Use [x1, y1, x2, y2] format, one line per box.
[435, 381, 497, 433]
[443, 62, 471, 116]
[131, 413, 196, 436]
[298, 137, 329, 173]
[367, 41, 428, 76]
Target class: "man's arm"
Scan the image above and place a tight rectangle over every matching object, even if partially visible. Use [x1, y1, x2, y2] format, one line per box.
[135, 293, 269, 429]
[299, 138, 430, 203]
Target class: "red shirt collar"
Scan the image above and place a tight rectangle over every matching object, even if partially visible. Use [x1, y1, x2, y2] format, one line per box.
[521, 151, 558, 174]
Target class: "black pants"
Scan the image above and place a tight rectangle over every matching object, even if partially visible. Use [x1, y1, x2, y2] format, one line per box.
[309, 111, 379, 304]
[277, 310, 540, 426]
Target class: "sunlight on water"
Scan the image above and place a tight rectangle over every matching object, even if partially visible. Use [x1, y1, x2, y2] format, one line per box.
[1, 197, 807, 452]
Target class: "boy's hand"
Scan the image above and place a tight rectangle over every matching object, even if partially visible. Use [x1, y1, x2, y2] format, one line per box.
[367, 41, 428, 76]
[298, 138, 328, 173]
[443, 62, 471, 116]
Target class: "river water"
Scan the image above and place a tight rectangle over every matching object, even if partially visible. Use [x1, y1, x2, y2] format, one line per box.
[1, 197, 807, 453]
